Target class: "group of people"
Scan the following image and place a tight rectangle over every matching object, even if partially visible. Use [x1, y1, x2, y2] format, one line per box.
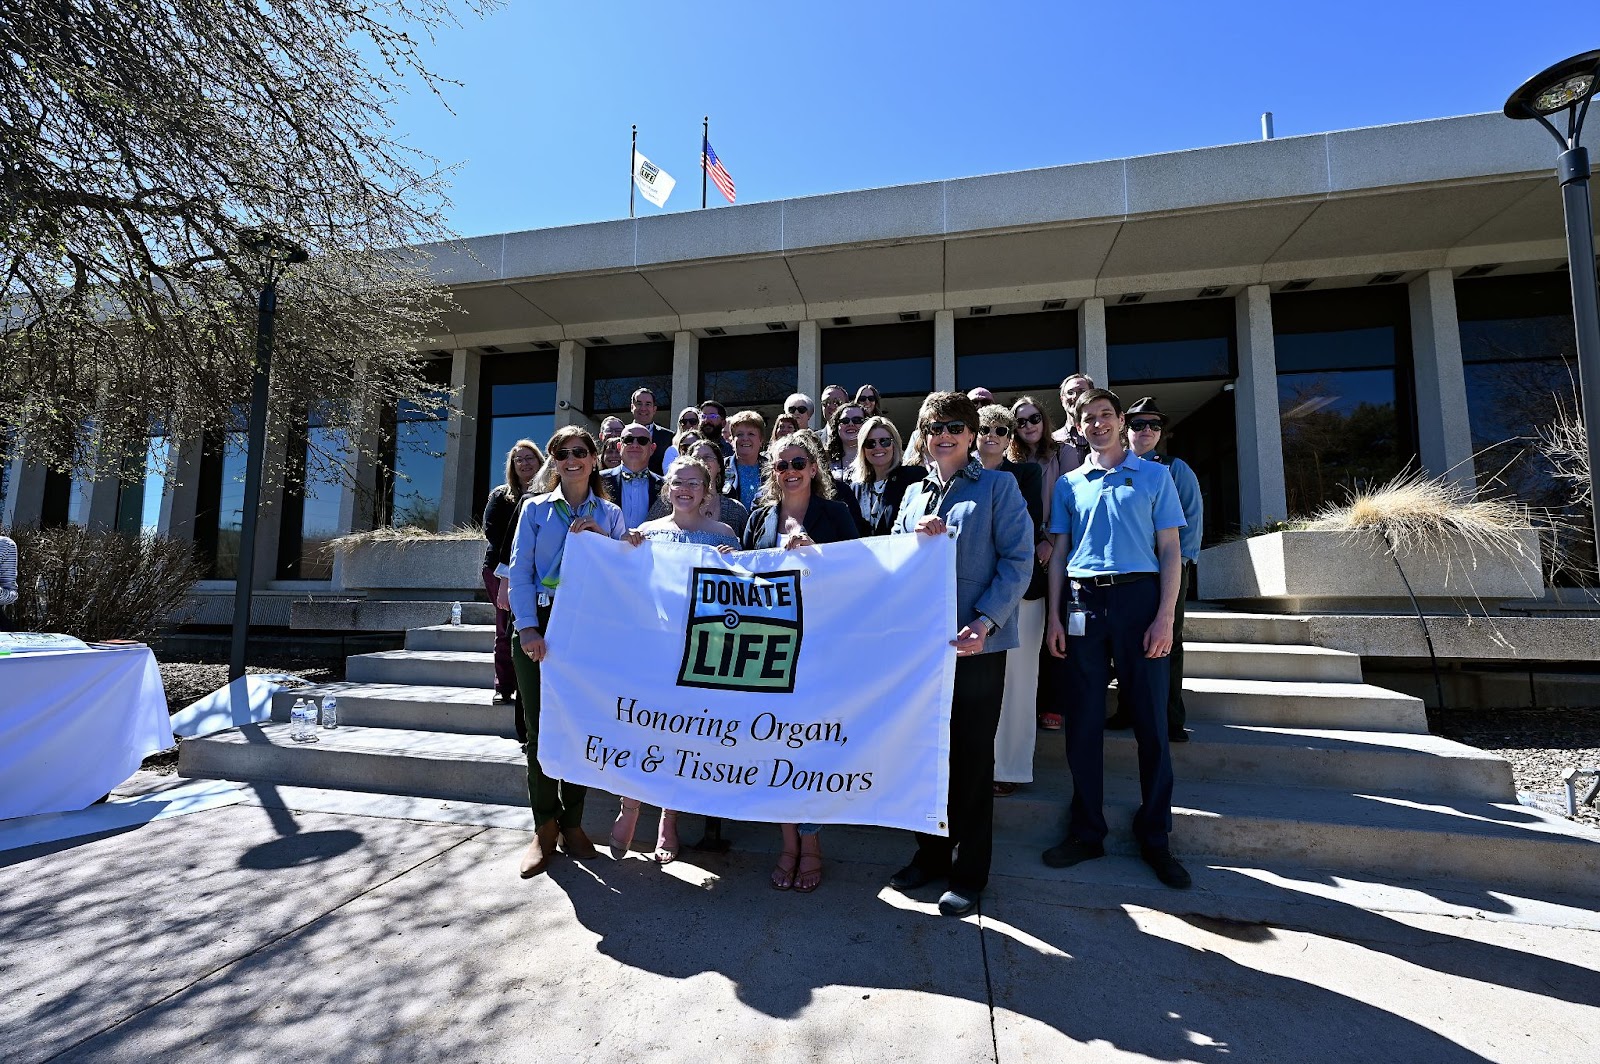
[480, 374, 1204, 915]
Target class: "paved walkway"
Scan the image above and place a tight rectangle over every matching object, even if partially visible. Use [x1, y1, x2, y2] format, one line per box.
[3, 774, 1598, 1063]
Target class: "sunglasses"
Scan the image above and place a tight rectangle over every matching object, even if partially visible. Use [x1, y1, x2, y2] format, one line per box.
[922, 420, 967, 437]
[622, 434, 651, 444]
[771, 457, 811, 472]
[860, 394, 879, 402]
[785, 405, 811, 415]
[838, 415, 865, 426]
[864, 436, 894, 449]
[552, 446, 592, 460]
[978, 425, 1011, 437]
[1017, 413, 1043, 426]
[679, 416, 699, 426]
[1128, 419, 1164, 432]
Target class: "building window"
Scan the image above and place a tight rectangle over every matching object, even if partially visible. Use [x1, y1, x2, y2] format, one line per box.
[379, 359, 451, 530]
[698, 332, 798, 426]
[115, 433, 170, 537]
[277, 411, 346, 580]
[194, 410, 250, 578]
[476, 353, 558, 509]
[820, 321, 934, 435]
[585, 342, 673, 423]
[1273, 287, 1416, 518]
[955, 310, 1078, 422]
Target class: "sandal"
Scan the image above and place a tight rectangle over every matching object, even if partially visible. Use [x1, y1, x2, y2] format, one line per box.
[653, 810, 680, 864]
[794, 836, 823, 893]
[771, 849, 798, 890]
[610, 798, 640, 859]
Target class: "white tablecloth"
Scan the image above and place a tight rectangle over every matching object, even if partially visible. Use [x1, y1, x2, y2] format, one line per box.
[0, 645, 174, 821]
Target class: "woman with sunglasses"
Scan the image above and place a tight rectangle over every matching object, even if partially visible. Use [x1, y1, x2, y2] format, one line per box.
[887, 392, 1032, 917]
[662, 408, 701, 469]
[482, 440, 545, 711]
[648, 438, 752, 538]
[1009, 395, 1071, 732]
[502, 426, 627, 880]
[854, 384, 882, 419]
[824, 402, 867, 479]
[975, 405, 1046, 798]
[613, 454, 740, 864]
[740, 431, 859, 893]
[848, 415, 920, 537]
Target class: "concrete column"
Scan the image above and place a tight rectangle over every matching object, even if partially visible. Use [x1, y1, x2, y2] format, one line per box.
[671, 331, 700, 417]
[159, 435, 205, 541]
[1077, 297, 1108, 386]
[933, 310, 956, 392]
[555, 340, 587, 429]
[81, 474, 120, 531]
[2, 458, 47, 529]
[1235, 285, 1289, 528]
[796, 320, 821, 403]
[437, 348, 483, 529]
[1409, 269, 1476, 490]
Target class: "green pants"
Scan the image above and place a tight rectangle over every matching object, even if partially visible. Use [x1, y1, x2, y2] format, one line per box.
[511, 622, 587, 830]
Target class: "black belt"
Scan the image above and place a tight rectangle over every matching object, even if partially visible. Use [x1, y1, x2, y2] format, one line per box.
[1073, 572, 1155, 588]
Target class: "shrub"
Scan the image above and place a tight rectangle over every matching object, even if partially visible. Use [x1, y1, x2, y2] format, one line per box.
[6, 526, 204, 642]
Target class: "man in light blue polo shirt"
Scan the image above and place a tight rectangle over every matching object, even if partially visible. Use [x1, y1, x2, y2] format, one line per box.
[1042, 388, 1191, 889]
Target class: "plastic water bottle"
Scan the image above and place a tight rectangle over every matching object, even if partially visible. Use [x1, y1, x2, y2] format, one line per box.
[450, 601, 463, 627]
[290, 697, 309, 742]
[321, 695, 339, 730]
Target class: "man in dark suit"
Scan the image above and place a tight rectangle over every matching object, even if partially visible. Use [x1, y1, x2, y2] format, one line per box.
[627, 387, 675, 475]
[600, 424, 663, 530]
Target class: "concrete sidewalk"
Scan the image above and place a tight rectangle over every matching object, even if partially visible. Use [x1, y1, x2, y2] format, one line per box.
[2, 775, 1598, 1064]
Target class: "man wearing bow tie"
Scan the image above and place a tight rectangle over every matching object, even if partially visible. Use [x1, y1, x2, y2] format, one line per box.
[601, 426, 664, 529]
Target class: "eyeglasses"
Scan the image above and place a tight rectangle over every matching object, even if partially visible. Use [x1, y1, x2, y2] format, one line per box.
[622, 434, 651, 445]
[512, 454, 541, 463]
[838, 415, 866, 427]
[1128, 419, 1163, 433]
[667, 479, 705, 490]
[978, 425, 1011, 438]
[785, 405, 810, 415]
[922, 420, 967, 437]
[1017, 413, 1043, 426]
[700, 411, 722, 421]
[552, 447, 592, 460]
[771, 457, 810, 472]
[864, 436, 894, 449]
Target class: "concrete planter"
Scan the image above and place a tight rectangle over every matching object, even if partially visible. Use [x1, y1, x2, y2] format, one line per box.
[333, 537, 486, 599]
[1198, 528, 1545, 614]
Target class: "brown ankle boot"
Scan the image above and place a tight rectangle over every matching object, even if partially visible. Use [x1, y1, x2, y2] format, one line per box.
[520, 820, 560, 879]
[559, 824, 599, 860]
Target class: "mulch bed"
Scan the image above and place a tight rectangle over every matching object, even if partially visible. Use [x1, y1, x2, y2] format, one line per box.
[1429, 706, 1600, 829]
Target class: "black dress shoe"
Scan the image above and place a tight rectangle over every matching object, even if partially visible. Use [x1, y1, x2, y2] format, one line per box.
[938, 889, 979, 916]
[1041, 837, 1106, 869]
[1168, 727, 1190, 743]
[889, 863, 938, 891]
[1104, 711, 1133, 730]
[1141, 848, 1192, 889]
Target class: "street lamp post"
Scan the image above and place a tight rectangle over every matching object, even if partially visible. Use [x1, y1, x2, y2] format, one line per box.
[230, 229, 309, 683]
[1505, 50, 1600, 570]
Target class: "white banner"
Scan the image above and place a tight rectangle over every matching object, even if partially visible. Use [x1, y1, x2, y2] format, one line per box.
[539, 532, 957, 834]
[631, 150, 676, 208]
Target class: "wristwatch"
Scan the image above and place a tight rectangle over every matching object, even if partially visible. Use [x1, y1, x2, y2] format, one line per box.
[975, 614, 998, 637]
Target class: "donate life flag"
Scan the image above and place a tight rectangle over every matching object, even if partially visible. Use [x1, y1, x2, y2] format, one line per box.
[538, 532, 958, 835]
[631, 150, 676, 208]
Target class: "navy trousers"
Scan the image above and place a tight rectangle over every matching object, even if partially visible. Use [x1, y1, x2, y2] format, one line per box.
[1061, 576, 1174, 850]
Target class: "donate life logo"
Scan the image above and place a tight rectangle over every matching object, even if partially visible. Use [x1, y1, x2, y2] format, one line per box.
[677, 567, 803, 693]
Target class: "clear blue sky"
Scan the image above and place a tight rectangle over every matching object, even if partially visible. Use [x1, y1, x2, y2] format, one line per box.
[383, 1, 1588, 238]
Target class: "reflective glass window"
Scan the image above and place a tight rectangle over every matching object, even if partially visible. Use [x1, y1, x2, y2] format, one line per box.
[584, 342, 672, 422]
[1108, 300, 1236, 383]
[955, 311, 1078, 422]
[477, 353, 558, 507]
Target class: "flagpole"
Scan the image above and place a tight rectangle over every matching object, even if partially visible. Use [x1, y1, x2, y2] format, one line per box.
[630, 124, 636, 218]
[701, 116, 708, 210]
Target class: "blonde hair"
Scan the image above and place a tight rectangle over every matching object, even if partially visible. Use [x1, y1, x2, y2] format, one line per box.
[503, 439, 545, 495]
[660, 455, 716, 512]
[761, 432, 834, 502]
[726, 409, 765, 438]
[849, 416, 903, 484]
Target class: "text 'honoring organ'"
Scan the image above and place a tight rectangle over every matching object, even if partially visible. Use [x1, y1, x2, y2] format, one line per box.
[583, 696, 874, 793]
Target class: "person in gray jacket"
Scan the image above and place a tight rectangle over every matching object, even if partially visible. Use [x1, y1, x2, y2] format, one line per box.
[886, 391, 1034, 916]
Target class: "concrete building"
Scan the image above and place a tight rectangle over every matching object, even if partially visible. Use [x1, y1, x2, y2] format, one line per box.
[4, 110, 1597, 607]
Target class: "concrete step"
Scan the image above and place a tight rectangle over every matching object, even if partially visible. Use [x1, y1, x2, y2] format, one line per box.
[1183, 642, 1364, 683]
[1029, 721, 1514, 799]
[1182, 610, 1311, 646]
[269, 682, 515, 738]
[345, 649, 495, 689]
[406, 624, 497, 653]
[177, 724, 1600, 897]
[1108, 677, 1430, 732]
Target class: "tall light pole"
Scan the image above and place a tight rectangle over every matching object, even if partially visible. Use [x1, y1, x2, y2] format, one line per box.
[230, 229, 308, 683]
[1505, 50, 1600, 570]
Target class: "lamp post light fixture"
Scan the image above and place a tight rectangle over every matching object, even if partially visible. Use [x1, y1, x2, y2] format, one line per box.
[1505, 49, 1600, 572]
[230, 228, 309, 683]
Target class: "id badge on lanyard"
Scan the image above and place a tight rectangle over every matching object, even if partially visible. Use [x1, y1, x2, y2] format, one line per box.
[1066, 580, 1088, 637]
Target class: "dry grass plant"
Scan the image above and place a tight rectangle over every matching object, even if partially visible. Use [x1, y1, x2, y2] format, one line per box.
[1301, 469, 1535, 566]
[326, 524, 484, 553]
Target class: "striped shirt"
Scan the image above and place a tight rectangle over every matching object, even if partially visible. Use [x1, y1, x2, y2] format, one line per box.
[0, 535, 17, 607]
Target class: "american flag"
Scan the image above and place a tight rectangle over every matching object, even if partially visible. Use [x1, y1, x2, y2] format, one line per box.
[702, 139, 736, 204]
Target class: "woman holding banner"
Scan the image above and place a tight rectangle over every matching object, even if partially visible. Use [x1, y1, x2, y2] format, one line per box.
[741, 431, 859, 893]
[888, 391, 1033, 917]
[504, 426, 627, 880]
[616, 455, 740, 863]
